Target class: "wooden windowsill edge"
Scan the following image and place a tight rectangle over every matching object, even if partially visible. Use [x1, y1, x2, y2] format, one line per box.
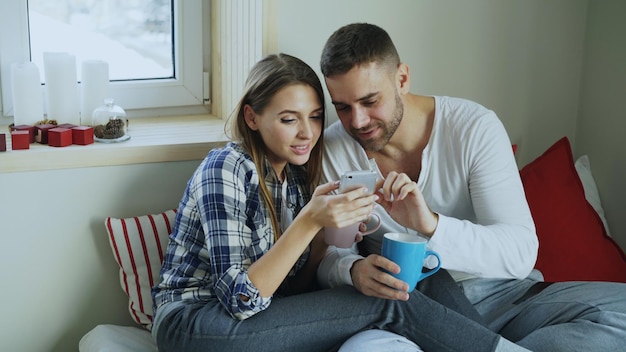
[0, 114, 230, 173]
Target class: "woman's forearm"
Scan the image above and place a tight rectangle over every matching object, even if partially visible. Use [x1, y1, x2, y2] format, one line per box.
[283, 232, 328, 294]
[246, 207, 321, 297]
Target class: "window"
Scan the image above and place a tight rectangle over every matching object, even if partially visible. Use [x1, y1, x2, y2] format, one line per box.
[1, 0, 268, 121]
[0, 0, 205, 119]
[28, 0, 176, 82]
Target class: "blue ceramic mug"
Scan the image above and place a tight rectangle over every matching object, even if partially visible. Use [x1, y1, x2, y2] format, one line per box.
[381, 232, 441, 292]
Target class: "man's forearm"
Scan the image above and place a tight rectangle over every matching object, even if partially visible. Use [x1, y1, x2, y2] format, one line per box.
[317, 246, 364, 288]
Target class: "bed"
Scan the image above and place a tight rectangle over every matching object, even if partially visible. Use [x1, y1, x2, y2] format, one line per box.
[79, 137, 626, 351]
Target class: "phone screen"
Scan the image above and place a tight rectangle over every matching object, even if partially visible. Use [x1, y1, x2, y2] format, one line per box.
[339, 170, 378, 194]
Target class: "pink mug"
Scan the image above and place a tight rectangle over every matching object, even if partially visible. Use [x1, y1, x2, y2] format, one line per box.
[324, 213, 381, 248]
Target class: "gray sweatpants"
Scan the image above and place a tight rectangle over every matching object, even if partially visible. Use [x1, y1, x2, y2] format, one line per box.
[340, 269, 626, 352]
[460, 269, 626, 352]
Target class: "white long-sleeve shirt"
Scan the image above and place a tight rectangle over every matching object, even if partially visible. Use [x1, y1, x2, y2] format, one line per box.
[318, 96, 538, 286]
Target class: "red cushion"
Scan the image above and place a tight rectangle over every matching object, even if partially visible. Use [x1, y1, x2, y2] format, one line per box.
[520, 137, 626, 282]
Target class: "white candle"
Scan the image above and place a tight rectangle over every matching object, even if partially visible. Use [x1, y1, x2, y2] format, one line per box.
[43, 52, 80, 125]
[81, 60, 109, 126]
[11, 62, 44, 126]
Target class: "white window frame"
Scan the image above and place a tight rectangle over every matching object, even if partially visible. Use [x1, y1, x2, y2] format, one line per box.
[0, 0, 205, 118]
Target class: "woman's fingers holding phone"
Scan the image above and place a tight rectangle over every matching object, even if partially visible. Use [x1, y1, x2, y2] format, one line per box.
[313, 180, 341, 196]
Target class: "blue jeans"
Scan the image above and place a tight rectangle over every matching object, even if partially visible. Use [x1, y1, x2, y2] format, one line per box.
[153, 285, 499, 352]
[460, 270, 626, 351]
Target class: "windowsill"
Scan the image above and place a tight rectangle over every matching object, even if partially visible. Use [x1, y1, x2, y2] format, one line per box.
[0, 114, 229, 173]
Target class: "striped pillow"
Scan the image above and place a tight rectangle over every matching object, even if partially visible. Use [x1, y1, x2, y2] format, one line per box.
[105, 209, 177, 331]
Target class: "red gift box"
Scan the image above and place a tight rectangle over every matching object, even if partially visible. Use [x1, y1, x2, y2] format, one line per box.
[35, 124, 57, 144]
[48, 127, 72, 147]
[72, 126, 94, 145]
[57, 123, 78, 130]
[10, 125, 35, 143]
[0, 133, 6, 152]
[11, 130, 30, 150]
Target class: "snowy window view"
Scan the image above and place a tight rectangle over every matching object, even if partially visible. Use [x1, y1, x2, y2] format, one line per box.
[28, 0, 173, 82]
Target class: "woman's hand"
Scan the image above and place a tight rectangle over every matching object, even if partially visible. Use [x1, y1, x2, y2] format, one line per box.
[375, 172, 439, 237]
[304, 181, 379, 230]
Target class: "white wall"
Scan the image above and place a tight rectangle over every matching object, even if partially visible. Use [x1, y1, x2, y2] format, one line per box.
[0, 161, 200, 352]
[2, 1, 625, 351]
[576, 0, 626, 250]
[276, 0, 587, 167]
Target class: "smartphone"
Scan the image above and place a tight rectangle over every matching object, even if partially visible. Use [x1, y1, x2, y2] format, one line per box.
[338, 170, 378, 195]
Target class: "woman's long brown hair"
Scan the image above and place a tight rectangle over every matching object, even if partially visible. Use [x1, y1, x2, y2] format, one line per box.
[225, 53, 326, 241]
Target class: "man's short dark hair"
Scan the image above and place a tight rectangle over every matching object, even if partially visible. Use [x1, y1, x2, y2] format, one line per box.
[320, 23, 400, 77]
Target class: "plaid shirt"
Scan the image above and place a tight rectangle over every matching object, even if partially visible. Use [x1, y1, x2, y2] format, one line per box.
[152, 142, 312, 320]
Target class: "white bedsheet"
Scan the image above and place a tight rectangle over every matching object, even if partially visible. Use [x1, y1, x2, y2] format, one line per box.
[79, 324, 158, 352]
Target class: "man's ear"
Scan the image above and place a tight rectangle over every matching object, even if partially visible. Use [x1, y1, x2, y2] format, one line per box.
[396, 63, 410, 94]
[243, 104, 259, 131]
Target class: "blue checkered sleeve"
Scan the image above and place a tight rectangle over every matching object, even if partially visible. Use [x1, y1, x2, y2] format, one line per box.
[154, 143, 272, 319]
[197, 148, 272, 318]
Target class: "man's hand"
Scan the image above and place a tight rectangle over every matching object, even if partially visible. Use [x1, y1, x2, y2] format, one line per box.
[350, 254, 410, 301]
[375, 171, 439, 237]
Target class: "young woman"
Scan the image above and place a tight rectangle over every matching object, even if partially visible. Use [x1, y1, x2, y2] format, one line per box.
[151, 53, 504, 352]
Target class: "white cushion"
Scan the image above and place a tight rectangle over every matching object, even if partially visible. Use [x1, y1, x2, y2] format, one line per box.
[575, 155, 611, 236]
[79, 324, 157, 352]
[339, 329, 423, 352]
[105, 209, 177, 330]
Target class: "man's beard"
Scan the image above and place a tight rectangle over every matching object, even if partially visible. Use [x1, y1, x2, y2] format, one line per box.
[351, 90, 403, 152]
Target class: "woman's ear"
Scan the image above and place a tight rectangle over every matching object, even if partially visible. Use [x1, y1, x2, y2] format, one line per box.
[396, 63, 410, 94]
[243, 104, 259, 131]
